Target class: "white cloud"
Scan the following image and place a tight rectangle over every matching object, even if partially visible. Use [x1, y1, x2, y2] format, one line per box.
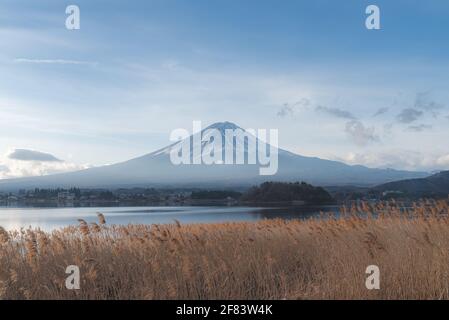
[315, 105, 357, 120]
[414, 91, 445, 113]
[14, 58, 97, 66]
[0, 149, 90, 180]
[277, 98, 312, 118]
[396, 108, 423, 124]
[8, 149, 61, 162]
[339, 150, 449, 172]
[436, 154, 449, 167]
[344, 120, 379, 146]
[373, 107, 389, 117]
[407, 124, 432, 132]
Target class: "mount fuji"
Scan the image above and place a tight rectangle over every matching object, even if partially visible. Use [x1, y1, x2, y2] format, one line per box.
[0, 122, 428, 190]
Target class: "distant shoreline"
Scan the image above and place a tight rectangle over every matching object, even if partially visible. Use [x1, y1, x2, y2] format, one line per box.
[0, 199, 339, 209]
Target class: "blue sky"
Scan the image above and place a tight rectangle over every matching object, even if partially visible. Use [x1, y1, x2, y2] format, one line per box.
[1, 0, 449, 178]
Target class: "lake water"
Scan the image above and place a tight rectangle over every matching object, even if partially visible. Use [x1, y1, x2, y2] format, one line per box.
[0, 205, 339, 231]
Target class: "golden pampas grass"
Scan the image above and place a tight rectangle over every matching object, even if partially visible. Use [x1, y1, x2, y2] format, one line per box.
[0, 226, 9, 244]
[77, 219, 90, 236]
[97, 213, 106, 225]
[0, 201, 448, 299]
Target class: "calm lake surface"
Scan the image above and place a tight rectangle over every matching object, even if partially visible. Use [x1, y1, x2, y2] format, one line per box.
[0, 205, 339, 231]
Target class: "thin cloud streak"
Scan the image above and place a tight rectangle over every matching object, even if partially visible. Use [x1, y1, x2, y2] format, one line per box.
[14, 58, 98, 66]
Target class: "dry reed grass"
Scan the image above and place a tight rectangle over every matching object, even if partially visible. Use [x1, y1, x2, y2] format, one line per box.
[0, 200, 448, 300]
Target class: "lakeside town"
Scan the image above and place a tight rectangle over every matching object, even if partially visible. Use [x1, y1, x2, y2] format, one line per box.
[0, 182, 333, 207]
[0, 188, 205, 207]
[1, 181, 441, 208]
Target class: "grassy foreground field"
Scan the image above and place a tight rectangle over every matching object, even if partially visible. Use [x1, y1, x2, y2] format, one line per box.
[0, 200, 449, 300]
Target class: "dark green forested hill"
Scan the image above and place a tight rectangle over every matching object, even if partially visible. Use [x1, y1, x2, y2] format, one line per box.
[240, 181, 335, 204]
[373, 170, 449, 198]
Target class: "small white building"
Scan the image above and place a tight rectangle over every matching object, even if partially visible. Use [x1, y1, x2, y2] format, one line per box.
[58, 192, 75, 202]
